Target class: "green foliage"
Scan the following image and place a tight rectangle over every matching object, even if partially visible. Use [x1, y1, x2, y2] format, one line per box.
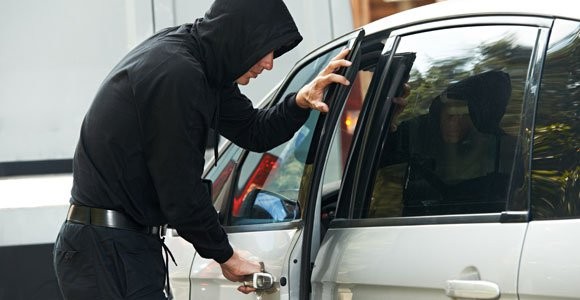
[530, 24, 580, 219]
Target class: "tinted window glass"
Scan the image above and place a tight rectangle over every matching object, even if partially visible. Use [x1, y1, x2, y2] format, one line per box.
[532, 19, 580, 220]
[364, 25, 537, 218]
[321, 63, 377, 226]
[230, 48, 342, 225]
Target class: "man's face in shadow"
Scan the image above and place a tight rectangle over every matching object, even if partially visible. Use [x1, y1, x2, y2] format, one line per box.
[439, 100, 473, 144]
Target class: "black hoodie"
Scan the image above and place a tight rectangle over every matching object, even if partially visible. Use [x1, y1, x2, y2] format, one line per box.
[71, 0, 308, 263]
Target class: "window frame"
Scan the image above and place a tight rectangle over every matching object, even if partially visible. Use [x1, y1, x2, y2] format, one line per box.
[531, 18, 580, 220]
[334, 15, 553, 227]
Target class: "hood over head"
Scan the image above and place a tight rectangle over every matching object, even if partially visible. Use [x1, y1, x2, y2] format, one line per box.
[192, 0, 303, 87]
[431, 70, 512, 135]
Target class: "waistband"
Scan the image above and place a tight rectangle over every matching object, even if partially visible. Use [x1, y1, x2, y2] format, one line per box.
[66, 204, 166, 236]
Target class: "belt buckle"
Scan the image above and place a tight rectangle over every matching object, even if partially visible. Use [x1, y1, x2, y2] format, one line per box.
[151, 225, 167, 237]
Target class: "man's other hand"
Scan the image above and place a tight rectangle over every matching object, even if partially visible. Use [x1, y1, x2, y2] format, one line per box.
[295, 48, 352, 113]
[390, 83, 411, 132]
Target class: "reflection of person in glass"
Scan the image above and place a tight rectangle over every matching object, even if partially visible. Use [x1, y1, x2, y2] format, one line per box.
[429, 93, 496, 184]
[439, 99, 472, 144]
[387, 70, 514, 215]
[418, 70, 512, 184]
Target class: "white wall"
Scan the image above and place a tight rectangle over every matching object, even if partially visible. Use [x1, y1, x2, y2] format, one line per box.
[0, 0, 353, 164]
[0, 0, 153, 162]
[0, 174, 71, 246]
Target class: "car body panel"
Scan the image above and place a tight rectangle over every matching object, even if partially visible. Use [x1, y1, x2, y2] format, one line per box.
[189, 228, 300, 299]
[162, 229, 197, 298]
[313, 222, 527, 299]
[363, 0, 577, 36]
[519, 220, 580, 299]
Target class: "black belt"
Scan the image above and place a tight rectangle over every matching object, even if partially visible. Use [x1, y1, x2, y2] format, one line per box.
[66, 204, 165, 236]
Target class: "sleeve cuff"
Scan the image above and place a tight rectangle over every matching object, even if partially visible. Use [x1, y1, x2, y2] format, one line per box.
[285, 93, 311, 119]
[213, 244, 234, 264]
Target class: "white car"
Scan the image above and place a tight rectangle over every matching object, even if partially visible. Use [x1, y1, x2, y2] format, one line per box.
[165, 0, 580, 299]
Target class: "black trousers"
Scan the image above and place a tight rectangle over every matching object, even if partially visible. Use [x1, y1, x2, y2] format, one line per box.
[53, 222, 167, 300]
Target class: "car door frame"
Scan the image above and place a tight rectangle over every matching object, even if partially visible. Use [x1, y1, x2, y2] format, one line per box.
[316, 15, 553, 300]
[295, 29, 366, 300]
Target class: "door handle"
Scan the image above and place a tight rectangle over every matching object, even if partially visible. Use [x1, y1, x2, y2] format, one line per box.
[243, 272, 276, 290]
[445, 279, 500, 299]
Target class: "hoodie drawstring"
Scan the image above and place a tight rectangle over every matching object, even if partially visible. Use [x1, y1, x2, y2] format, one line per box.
[161, 237, 177, 299]
[213, 99, 221, 166]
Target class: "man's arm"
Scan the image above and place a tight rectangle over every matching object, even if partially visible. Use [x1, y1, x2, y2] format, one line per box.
[218, 49, 353, 151]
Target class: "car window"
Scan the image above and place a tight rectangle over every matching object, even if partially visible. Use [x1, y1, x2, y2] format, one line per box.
[532, 19, 580, 220]
[321, 65, 376, 221]
[325, 68, 374, 181]
[204, 145, 244, 213]
[361, 24, 539, 218]
[230, 47, 343, 225]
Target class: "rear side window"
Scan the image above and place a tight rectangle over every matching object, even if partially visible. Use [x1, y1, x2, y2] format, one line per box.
[361, 24, 539, 218]
[229, 48, 342, 225]
[532, 19, 580, 220]
[204, 144, 244, 214]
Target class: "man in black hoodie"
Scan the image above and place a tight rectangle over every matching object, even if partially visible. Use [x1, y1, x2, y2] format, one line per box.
[53, 0, 352, 299]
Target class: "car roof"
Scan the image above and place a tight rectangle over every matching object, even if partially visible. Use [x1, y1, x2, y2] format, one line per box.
[363, 0, 580, 35]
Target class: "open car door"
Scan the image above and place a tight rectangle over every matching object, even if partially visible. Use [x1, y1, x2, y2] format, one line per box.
[182, 29, 365, 300]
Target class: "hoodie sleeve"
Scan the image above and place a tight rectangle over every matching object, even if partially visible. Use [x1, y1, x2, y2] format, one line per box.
[137, 60, 233, 263]
[218, 85, 311, 152]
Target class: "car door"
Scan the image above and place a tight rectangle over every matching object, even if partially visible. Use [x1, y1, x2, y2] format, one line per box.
[519, 18, 580, 300]
[186, 29, 365, 300]
[313, 16, 551, 299]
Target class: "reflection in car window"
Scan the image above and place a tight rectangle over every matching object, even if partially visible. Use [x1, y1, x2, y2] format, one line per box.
[230, 48, 342, 225]
[532, 19, 580, 219]
[363, 25, 538, 218]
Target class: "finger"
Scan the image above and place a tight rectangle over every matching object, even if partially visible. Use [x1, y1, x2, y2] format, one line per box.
[322, 59, 352, 75]
[401, 83, 411, 98]
[225, 272, 244, 282]
[237, 285, 256, 294]
[319, 73, 351, 87]
[311, 101, 329, 113]
[392, 97, 408, 106]
[239, 260, 262, 275]
[331, 48, 350, 61]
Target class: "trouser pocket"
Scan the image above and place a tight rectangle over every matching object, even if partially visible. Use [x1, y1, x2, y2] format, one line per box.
[53, 222, 99, 300]
[54, 222, 167, 300]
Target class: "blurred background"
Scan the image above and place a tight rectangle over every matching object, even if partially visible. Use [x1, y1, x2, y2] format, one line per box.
[352, 0, 437, 27]
[0, 0, 437, 164]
